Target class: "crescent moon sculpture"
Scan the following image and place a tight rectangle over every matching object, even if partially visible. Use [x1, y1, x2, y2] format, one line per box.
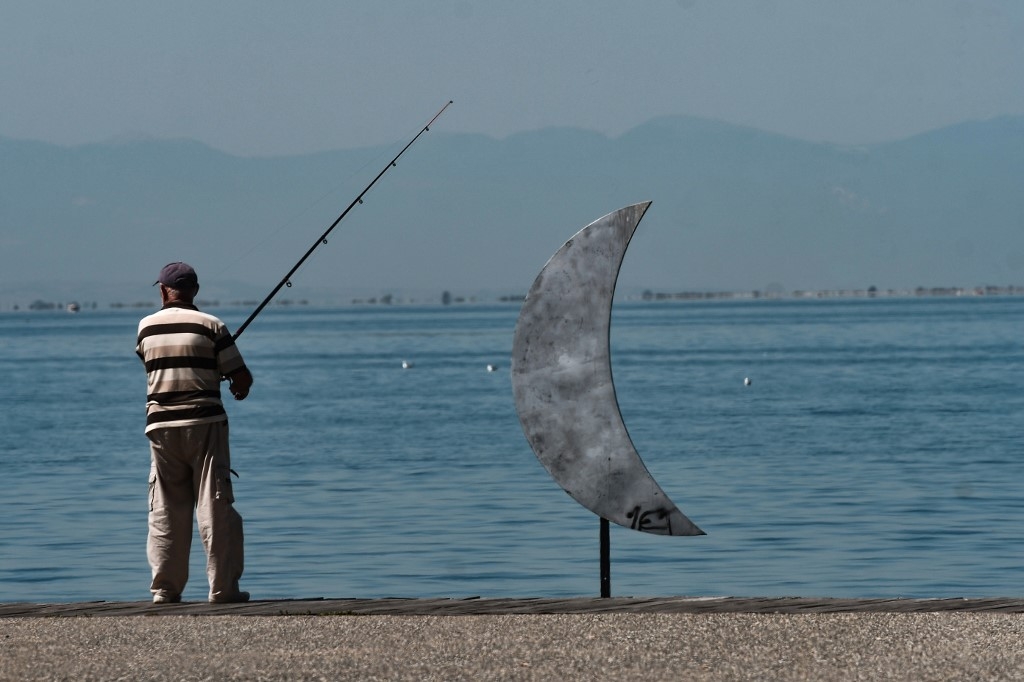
[511, 202, 704, 537]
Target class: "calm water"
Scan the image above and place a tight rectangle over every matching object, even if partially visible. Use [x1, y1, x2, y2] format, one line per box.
[2, 296, 1023, 602]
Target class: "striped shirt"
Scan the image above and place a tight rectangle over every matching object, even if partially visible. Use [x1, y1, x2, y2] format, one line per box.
[136, 303, 247, 434]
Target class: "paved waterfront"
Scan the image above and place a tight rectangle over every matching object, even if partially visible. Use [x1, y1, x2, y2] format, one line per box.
[3, 598, 1024, 680]
[6, 595, 1024, 617]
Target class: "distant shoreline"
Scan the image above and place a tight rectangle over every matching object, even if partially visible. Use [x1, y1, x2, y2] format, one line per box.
[3, 284, 1023, 313]
[633, 283, 1024, 302]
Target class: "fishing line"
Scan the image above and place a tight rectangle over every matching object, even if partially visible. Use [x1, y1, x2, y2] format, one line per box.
[232, 100, 453, 341]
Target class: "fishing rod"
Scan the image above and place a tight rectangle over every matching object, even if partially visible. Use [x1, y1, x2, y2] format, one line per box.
[232, 100, 454, 340]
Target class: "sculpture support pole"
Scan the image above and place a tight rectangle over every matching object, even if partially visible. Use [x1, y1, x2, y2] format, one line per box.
[600, 518, 611, 598]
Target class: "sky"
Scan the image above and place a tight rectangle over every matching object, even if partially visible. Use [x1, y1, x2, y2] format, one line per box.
[3, 0, 1023, 157]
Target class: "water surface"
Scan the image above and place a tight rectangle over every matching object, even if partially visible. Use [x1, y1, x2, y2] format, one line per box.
[2, 296, 1022, 602]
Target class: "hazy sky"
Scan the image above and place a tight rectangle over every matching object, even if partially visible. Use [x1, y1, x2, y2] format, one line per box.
[3, 0, 1023, 157]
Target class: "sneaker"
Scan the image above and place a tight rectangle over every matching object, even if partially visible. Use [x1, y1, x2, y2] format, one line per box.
[209, 591, 250, 604]
[152, 592, 181, 604]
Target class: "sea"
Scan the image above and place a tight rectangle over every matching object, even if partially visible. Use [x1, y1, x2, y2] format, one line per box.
[2, 294, 1023, 603]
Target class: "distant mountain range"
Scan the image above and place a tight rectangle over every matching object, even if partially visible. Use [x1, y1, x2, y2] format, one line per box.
[1, 114, 1022, 307]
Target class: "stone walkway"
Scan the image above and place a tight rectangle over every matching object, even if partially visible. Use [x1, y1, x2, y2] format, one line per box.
[6, 597, 1024, 680]
[5, 595, 1024, 617]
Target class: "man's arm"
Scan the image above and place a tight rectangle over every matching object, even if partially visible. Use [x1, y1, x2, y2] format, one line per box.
[226, 367, 253, 401]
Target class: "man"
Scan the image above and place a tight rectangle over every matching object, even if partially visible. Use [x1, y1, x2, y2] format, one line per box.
[136, 262, 254, 604]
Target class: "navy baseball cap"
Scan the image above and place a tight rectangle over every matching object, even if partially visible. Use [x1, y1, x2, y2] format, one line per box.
[154, 262, 199, 288]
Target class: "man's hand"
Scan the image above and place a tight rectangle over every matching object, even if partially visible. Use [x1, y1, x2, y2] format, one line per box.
[226, 367, 253, 401]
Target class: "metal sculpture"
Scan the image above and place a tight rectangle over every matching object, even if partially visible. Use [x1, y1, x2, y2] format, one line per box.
[511, 202, 704, 538]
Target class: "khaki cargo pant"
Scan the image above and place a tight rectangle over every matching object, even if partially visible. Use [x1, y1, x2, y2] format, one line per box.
[147, 420, 244, 601]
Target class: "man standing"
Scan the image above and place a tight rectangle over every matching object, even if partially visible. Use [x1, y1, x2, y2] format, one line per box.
[136, 262, 254, 604]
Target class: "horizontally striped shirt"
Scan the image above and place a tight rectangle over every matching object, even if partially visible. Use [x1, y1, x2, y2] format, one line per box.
[136, 302, 247, 434]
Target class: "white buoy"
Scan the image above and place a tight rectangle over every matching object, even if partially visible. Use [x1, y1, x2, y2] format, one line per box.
[486, 364, 497, 372]
[744, 377, 752, 386]
[402, 360, 413, 369]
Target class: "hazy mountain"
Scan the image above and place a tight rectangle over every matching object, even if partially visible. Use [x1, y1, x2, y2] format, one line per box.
[1, 115, 1022, 307]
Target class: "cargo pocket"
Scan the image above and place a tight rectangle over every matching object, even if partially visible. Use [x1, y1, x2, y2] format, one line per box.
[215, 466, 235, 503]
